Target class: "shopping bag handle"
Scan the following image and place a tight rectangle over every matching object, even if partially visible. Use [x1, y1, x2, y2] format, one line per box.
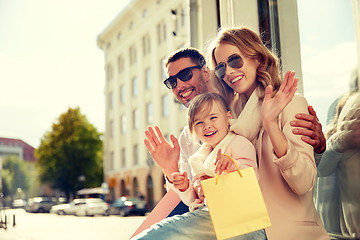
[215, 153, 243, 184]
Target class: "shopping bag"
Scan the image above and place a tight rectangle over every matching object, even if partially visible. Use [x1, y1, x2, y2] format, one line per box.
[130, 189, 184, 239]
[201, 156, 271, 240]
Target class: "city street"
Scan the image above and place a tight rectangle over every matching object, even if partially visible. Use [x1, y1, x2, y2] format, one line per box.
[0, 209, 146, 240]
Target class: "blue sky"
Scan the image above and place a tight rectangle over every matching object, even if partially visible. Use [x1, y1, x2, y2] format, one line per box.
[0, 0, 357, 147]
[297, 0, 356, 126]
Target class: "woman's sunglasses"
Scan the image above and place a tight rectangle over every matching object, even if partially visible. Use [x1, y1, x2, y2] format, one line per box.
[163, 65, 203, 89]
[215, 54, 244, 80]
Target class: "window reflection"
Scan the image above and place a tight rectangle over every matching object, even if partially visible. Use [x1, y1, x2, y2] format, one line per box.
[296, 1, 360, 238]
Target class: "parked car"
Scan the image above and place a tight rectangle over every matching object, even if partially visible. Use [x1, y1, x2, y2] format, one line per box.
[106, 196, 148, 217]
[25, 197, 58, 213]
[74, 198, 109, 217]
[50, 199, 86, 215]
[12, 199, 26, 209]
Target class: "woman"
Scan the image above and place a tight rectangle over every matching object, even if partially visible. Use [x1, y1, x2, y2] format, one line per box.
[209, 27, 329, 240]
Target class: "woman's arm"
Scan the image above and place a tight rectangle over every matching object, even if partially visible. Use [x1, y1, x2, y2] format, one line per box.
[261, 71, 298, 158]
[272, 95, 317, 194]
[261, 72, 316, 194]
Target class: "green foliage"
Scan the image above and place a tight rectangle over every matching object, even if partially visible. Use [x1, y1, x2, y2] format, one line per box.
[35, 107, 103, 198]
[1, 155, 29, 197]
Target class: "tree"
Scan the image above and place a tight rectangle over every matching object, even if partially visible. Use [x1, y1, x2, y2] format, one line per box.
[1, 155, 29, 198]
[35, 107, 103, 199]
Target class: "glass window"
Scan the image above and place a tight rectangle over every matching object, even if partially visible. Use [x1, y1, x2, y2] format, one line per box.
[132, 77, 138, 96]
[108, 91, 113, 109]
[129, 45, 137, 65]
[162, 94, 169, 117]
[110, 151, 114, 170]
[145, 68, 151, 89]
[146, 103, 153, 124]
[157, 23, 161, 44]
[143, 9, 148, 18]
[133, 109, 139, 129]
[133, 144, 138, 165]
[160, 58, 167, 80]
[106, 64, 113, 81]
[181, 8, 185, 26]
[121, 115, 126, 134]
[109, 120, 114, 138]
[117, 55, 124, 73]
[121, 148, 126, 167]
[120, 85, 125, 103]
[163, 22, 166, 41]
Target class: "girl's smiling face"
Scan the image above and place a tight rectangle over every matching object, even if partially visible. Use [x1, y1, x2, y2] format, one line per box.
[214, 43, 260, 98]
[193, 100, 232, 148]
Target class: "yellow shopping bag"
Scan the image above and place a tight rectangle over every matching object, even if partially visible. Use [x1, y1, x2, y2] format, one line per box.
[201, 156, 271, 240]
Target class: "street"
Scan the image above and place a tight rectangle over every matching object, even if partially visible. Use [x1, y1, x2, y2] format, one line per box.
[0, 209, 146, 240]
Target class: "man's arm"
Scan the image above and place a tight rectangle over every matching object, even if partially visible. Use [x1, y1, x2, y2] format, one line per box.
[290, 105, 327, 154]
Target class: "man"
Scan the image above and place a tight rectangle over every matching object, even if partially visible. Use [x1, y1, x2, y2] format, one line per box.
[145, 47, 326, 195]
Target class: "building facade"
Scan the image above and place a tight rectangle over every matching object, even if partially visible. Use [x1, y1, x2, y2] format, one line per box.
[0, 137, 37, 163]
[97, 0, 303, 208]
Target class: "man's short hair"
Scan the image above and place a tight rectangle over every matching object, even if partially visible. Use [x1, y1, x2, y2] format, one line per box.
[165, 47, 206, 68]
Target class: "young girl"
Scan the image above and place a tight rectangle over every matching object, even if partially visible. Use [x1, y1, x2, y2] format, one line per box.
[209, 27, 329, 240]
[135, 92, 268, 240]
[171, 92, 258, 212]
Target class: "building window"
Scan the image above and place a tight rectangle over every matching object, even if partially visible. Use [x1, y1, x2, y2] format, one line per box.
[143, 9, 148, 18]
[160, 58, 167, 80]
[133, 109, 139, 129]
[110, 151, 114, 170]
[106, 64, 113, 81]
[133, 144, 138, 165]
[181, 8, 185, 26]
[162, 94, 169, 117]
[147, 152, 154, 167]
[157, 21, 166, 45]
[258, 0, 281, 58]
[117, 32, 122, 40]
[120, 85, 125, 103]
[142, 34, 151, 56]
[129, 45, 137, 65]
[146, 103, 153, 124]
[129, 21, 134, 30]
[132, 77, 138, 96]
[145, 68, 151, 89]
[121, 148, 126, 167]
[109, 91, 113, 109]
[117, 55, 124, 73]
[163, 22, 166, 41]
[121, 115, 126, 134]
[109, 120, 114, 138]
[157, 23, 161, 44]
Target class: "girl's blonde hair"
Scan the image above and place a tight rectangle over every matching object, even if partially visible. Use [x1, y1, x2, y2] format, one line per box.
[208, 27, 282, 106]
[187, 93, 231, 134]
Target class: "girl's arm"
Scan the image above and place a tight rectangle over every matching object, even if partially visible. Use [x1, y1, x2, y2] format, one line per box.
[171, 172, 190, 192]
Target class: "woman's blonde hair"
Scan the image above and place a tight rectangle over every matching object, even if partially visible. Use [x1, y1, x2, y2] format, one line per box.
[187, 93, 231, 134]
[208, 27, 282, 106]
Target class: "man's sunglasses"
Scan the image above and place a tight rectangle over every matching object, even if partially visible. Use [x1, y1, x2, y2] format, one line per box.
[215, 54, 244, 80]
[163, 65, 203, 89]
